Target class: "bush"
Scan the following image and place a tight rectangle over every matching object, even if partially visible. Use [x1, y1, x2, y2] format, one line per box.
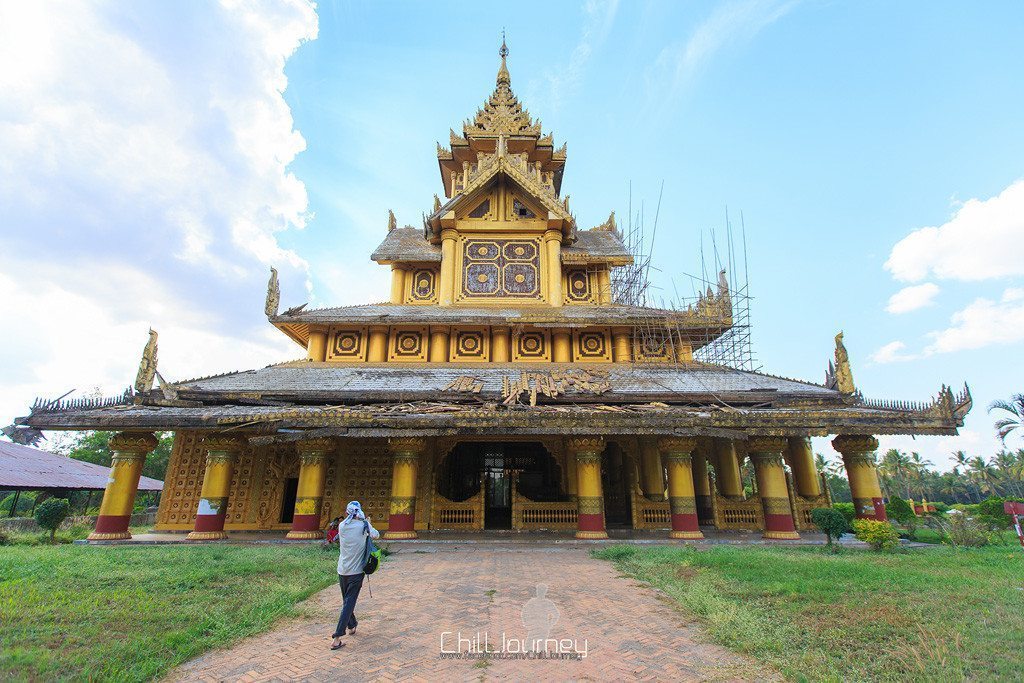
[931, 501, 950, 514]
[0, 529, 11, 546]
[35, 498, 71, 544]
[886, 497, 917, 530]
[811, 507, 849, 546]
[852, 519, 900, 551]
[833, 502, 855, 525]
[975, 496, 1014, 531]
[926, 512, 990, 547]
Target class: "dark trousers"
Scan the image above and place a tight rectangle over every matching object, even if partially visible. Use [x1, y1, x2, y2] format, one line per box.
[332, 573, 364, 638]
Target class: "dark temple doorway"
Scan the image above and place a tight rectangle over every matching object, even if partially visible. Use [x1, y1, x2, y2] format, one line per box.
[436, 442, 565, 530]
[601, 442, 633, 528]
[280, 477, 298, 524]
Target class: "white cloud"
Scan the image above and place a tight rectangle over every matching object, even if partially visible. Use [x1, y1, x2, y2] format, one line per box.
[923, 288, 1024, 355]
[870, 341, 916, 364]
[0, 1, 318, 426]
[541, 0, 619, 110]
[645, 0, 799, 101]
[886, 283, 940, 314]
[885, 179, 1024, 282]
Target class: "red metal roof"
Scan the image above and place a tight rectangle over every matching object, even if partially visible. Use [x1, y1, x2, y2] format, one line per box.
[0, 440, 163, 491]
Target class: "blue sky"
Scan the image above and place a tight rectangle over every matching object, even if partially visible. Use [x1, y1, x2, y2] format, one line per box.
[2, 1, 1022, 468]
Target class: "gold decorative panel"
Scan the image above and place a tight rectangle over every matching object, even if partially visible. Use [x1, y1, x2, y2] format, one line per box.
[458, 237, 542, 302]
[633, 334, 675, 363]
[328, 326, 367, 362]
[513, 327, 551, 362]
[405, 268, 438, 304]
[388, 326, 429, 362]
[573, 328, 612, 362]
[156, 431, 205, 529]
[450, 326, 490, 362]
[332, 440, 394, 527]
[564, 269, 593, 304]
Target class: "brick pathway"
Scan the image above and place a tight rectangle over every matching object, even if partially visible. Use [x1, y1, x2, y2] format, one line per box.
[168, 545, 772, 682]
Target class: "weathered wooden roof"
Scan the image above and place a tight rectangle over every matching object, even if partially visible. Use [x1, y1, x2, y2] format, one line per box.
[370, 228, 440, 263]
[0, 441, 164, 491]
[271, 303, 728, 330]
[369, 227, 631, 265]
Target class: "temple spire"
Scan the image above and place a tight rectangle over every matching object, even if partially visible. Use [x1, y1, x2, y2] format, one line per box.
[497, 33, 510, 86]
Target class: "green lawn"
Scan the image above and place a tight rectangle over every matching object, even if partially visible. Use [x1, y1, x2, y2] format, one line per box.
[595, 544, 1024, 682]
[0, 544, 336, 681]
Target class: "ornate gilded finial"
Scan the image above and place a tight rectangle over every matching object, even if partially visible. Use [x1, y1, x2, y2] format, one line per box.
[433, 194, 442, 212]
[497, 32, 510, 86]
[387, 209, 397, 232]
[718, 269, 729, 295]
[833, 331, 856, 394]
[265, 267, 279, 318]
[134, 329, 158, 394]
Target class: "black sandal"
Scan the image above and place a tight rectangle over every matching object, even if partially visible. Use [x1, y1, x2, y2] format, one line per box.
[331, 639, 346, 650]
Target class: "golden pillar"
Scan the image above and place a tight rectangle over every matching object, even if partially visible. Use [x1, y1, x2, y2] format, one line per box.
[692, 438, 714, 523]
[569, 437, 607, 539]
[545, 229, 562, 306]
[286, 438, 334, 539]
[552, 328, 571, 363]
[187, 434, 247, 541]
[390, 265, 405, 303]
[429, 326, 450, 362]
[384, 437, 424, 539]
[611, 327, 632, 363]
[786, 436, 821, 498]
[749, 437, 800, 540]
[439, 228, 457, 305]
[597, 268, 612, 304]
[88, 431, 158, 541]
[639, 438, 665, 500]
[491, 326, 511, 362]
[367, 325, 388, 362]
[307, 327, 327, 362]
[713, 438, 745, 500]
[659, 437, 703, 539]
[832, 435, 886, 521]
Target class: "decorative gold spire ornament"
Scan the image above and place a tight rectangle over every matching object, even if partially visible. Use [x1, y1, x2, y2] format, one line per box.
[265, 267, 280, 318]
[387, 209, 397, 232]
[134, 329, 158, 393]
[834, 331, 856, 394]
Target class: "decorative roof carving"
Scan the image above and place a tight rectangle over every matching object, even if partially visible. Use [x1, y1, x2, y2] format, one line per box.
[134, 329, 158, 394]
[265, 267, 280, 318]
[833, 332, 856, 394]
[387, 209, 397, 232]
[463, 41, 542, 139]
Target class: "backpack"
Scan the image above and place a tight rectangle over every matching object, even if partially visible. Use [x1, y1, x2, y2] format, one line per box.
[362, 520, 382, 575]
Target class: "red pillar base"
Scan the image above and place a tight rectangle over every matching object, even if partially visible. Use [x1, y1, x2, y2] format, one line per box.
[670, 512, 704, 540]
[575, 512, 608, 539]
[286, 513, 323, 540]
[88, 514, 132, 541]
[763, 513, 800, 540]
[383, 512, 416, 540]
[854, 497, 887, 521]
[187, 513, 228, 541]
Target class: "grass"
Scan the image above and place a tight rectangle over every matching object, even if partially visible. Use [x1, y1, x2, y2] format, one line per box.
[0, 543, 337, 681]
[594, 544, 1024, 682]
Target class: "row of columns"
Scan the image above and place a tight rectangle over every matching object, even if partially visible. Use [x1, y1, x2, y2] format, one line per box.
[567, 434, 886, 541]
[87, 431, 886, 542]
[88, 432, 425, 541]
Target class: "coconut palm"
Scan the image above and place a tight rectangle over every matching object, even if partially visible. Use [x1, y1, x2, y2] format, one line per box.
[951, 450, 982, 501]
[992, 451, 1023, 498]
[989, 393, 1024, 444]
[879, 448, 913, 499]
[908, 452, 934, 499]
[968, 456, 1000, 497]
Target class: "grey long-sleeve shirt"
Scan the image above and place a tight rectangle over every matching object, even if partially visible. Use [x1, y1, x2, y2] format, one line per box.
[337, 517, 380, 576]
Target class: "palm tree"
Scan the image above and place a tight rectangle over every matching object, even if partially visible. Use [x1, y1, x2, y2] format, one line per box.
[968, 456, 1000, 497]
[938, 471, 966, 503]
[908, 452, 934, 499]
[989, 393, 1024, 444]
[879, 449, 912, 499]
[992, 451, 1023, 498]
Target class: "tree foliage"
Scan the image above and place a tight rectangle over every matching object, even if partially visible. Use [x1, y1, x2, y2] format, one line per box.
[810, 507, 848, 546]
[35, 498, 70, 543]
[852, 519, 900, 551]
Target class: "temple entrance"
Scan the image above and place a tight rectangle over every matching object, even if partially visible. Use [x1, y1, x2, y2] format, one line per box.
[436, 442, 565, 530]
[601, 442, 633, 528]
[280, 477, 298, 524]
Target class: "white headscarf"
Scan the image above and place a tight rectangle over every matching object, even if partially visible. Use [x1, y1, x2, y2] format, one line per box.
[345, 500, 365, 522]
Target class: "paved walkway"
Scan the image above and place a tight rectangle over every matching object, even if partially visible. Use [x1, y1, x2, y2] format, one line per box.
[168, 545, 773, 682]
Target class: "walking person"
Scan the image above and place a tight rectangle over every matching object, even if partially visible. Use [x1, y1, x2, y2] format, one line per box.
[331, 501, 379, 651]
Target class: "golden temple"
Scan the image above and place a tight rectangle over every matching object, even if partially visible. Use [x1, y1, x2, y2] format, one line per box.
[18, 42, 971, 542]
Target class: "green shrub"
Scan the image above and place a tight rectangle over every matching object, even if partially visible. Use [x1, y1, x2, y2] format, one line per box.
[975, 496, 1013, 531]
[35, 498, 71, 543]
[931, 501, 950, 514]
[833, 502, 855, 525]
[928, 512, 990, 547]
[810, 507, 848, 546]
[852, 519, 900, 551]
[0, 528, 12, 545]
[886, 497, 917, 529]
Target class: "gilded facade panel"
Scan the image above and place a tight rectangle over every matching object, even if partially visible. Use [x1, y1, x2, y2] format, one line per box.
[387, 326, 429, 363]
[512, 327, 551, 362]
[405, 268, 438, 304]
[449, 326, 490, 362]
[572, 327, 613, 362]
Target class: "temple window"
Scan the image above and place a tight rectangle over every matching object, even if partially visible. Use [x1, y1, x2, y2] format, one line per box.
[512, 198, 536, 219]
